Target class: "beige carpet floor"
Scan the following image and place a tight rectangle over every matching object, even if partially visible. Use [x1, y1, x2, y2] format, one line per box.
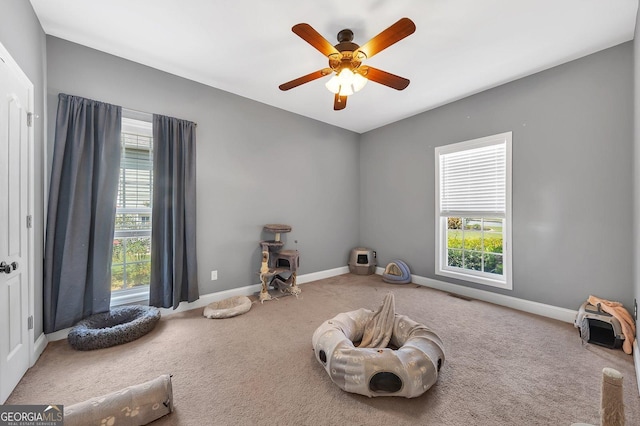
[6, 274, 639, 425]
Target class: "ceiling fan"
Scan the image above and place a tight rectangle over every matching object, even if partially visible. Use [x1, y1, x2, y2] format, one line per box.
[279, 18, 416, 111]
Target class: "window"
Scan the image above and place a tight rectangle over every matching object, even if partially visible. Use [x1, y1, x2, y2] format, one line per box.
[435, 132, 512, 289]
[111, 115, 153, 302]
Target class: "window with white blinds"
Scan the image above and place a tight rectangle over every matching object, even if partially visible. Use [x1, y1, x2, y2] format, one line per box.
[112, 115, 153, 297]
[438, 142, 506, 217]
[435, 132, 512, 290]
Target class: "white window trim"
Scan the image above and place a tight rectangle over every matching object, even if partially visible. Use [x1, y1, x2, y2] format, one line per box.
[434, 132, 513, 290]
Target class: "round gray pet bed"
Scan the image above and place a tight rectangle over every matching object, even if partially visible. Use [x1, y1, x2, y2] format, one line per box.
[68, 305, 161, 351]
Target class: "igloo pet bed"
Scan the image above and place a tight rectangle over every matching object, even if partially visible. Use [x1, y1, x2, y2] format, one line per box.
[203, 295, 252, 319]
[312, 293, 444, 398]
[68, 305, 161, 351]
[382, 260, 411, 284]
[64, 374, 174, 426]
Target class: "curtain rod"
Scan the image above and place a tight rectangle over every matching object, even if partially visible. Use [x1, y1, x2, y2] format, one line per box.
[122, 106, 197, 126]
[58, 94, 197, 126]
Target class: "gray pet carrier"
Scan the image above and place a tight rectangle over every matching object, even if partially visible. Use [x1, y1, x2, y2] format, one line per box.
[574, 301, 624, 349]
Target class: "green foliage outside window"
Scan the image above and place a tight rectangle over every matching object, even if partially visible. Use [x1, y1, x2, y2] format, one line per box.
[111, 237, 151, 291]
[446, 217, 503, 275]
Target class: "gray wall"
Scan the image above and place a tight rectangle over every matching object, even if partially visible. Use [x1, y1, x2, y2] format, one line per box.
[360, 42, 634, 311]
[0, 1, 47, 338]
[46, 36, 360, 297]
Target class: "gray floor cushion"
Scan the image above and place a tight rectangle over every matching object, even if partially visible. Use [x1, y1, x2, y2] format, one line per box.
[68, 305, 161, 351]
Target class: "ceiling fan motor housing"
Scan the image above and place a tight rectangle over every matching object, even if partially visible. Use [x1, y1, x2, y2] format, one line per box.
[335, 29, 360, 51]
[330, 29, 364, 72]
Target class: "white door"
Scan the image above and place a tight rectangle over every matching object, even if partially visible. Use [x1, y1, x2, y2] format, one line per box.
[0, 47, 32, 404]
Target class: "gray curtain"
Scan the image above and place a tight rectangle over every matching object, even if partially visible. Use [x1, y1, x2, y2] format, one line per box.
[44, 94, 122, 333]
[150, 114, 199, 308]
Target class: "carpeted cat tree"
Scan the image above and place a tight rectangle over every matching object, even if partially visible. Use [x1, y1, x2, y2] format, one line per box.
[258, 224, 300, 302]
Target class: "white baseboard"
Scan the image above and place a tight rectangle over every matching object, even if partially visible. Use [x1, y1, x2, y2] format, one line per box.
[376, 268, 577, 324]
[31, 333, 47, 366]
[45, 327, 71, 342]
[45, 266, 350, 341]
[634, 340, 640, 397]
[297, 266, 349, 284]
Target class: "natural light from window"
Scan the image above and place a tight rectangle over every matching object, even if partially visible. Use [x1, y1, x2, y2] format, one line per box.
[435, 132, 512, 289]
[111, 116, 153, 301]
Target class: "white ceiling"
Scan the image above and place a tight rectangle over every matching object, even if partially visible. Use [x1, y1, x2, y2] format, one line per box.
[30, 0, 638, 134]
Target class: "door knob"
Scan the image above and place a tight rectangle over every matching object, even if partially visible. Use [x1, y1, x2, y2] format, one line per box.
[0, 262, 17, 274]
[0, 261, 12, 274]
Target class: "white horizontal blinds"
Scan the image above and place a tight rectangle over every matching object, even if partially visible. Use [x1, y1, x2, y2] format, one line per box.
[119, 134, 152, 209]
[439, 140, 506, 217]
[115, 117, 153, 237]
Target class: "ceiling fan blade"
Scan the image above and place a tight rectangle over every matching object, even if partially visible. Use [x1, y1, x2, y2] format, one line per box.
[354, 17, 416, 59]
[334, 93, 347, 110]
[279, 68, 333, 91]
[360, 66, 410, 90]
[292, 23, 340, 57]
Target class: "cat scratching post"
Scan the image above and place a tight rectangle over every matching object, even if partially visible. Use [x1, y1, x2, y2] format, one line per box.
[601, 367, 624, 426]
[259, 224, 300, 302]
[571, 368, 625, 426]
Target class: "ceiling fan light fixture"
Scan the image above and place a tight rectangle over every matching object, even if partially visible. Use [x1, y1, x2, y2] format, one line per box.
[338, 83, 354, 97]
[326, 68, 367, 96]
[325, 75, 341, 93]
[352, 72, 368, 92]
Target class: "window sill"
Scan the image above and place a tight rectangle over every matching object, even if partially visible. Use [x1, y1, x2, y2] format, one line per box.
[111, 287, 150, 307]
[436, 268, 512, 290]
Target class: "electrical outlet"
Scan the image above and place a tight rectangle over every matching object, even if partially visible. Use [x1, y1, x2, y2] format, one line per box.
[211, 270, 218, 280]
